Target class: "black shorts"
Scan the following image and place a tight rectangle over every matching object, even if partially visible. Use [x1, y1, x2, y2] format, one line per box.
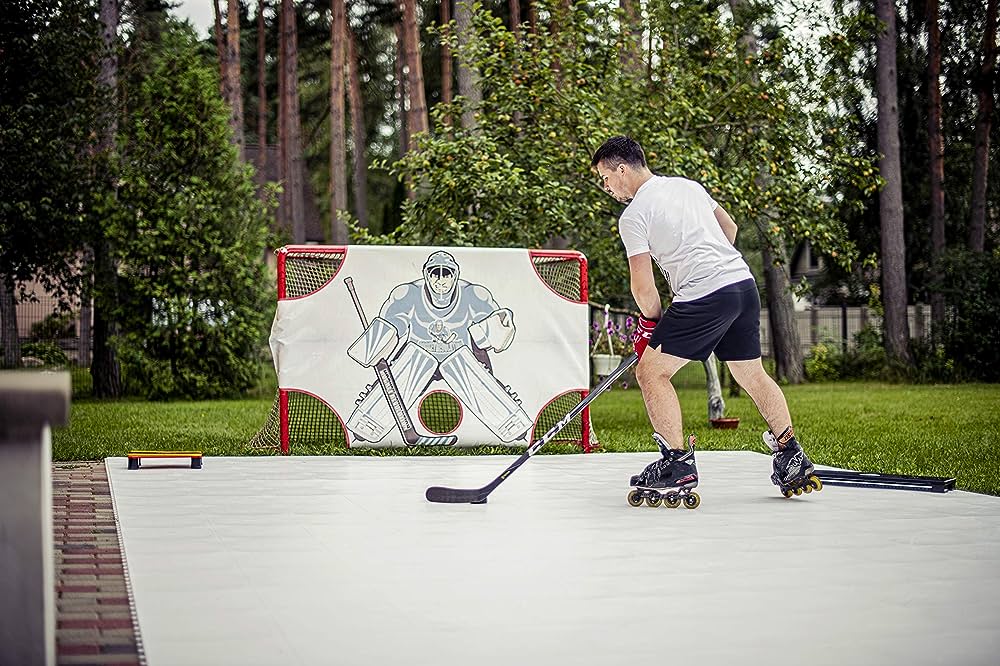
[649, 278, 761, 362]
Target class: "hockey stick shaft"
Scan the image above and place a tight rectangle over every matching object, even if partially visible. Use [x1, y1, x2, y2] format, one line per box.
[345, 277, 457, 446]
[425, 351, 639, 503]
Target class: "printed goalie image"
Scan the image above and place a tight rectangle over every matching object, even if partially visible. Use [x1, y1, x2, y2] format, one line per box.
[344, 251, 532, 446]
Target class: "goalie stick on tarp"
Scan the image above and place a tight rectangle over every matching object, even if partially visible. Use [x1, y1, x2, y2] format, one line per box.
[345, 277, 459, 447]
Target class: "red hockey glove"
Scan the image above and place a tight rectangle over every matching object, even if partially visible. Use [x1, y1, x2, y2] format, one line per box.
[631, 315, 658, 360]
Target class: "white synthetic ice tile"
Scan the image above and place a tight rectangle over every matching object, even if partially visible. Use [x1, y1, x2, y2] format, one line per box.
[107, 452, 1000, 666]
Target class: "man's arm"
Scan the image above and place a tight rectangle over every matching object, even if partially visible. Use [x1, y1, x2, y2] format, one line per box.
[628, 253, 663, 320]
[714, 205, 738, 244]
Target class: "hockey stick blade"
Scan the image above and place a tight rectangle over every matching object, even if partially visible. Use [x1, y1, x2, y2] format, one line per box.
[425, 485, 491, 504]
[425, 352, 639, 504]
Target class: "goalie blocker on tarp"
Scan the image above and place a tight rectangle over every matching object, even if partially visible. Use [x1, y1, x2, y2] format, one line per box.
[250, 245, 591, 453]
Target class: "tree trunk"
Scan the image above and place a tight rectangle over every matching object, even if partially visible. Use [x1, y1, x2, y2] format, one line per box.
[509, 0, 521, 38]
[875, 0, 911, 363]
[400, 0, 429, 145]
[329, 0, 349, 243]
[347, 28, 369, 229]
[969, 0, 997, 252]
[441, 0, 453, 126]
[927, 0, 946, 327]
[454, 0, 480, 131]
[762, 243, 804, 383]
[225, 0, 244, 157]
[257, 1, 268, 188]
[277, 0, 287, 232]
[92, 0, 122, 398]
[213, 0, 226, 93]
[395, 22, 410, 156]
[0, 275, 19, 369]
[728, 0, 804, 382]
[703, 354, 725, 420]
[281, 0, 306, 243]
[79, 291, 92, 368]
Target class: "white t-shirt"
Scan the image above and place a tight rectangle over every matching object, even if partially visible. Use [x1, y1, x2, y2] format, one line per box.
[618, 175, 754, 302]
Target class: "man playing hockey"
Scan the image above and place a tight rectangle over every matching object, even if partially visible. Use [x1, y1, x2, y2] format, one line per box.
[591, 136, 823, 503]
[345, 251, 532, 445]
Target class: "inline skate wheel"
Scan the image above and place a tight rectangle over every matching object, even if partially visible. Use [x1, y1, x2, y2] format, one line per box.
[664, 494, 682, 509]
[683, 492, 701, 510]
[627, 489, 643, 507]
[809, 476, 823, 492]
[782, 488, 794, 498]
[645, 494, 662, 508]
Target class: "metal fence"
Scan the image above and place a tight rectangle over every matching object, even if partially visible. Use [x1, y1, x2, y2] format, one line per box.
[6, 294, 91, 367]
[5, 290, 933, 369]
[591, 303, 934, 358]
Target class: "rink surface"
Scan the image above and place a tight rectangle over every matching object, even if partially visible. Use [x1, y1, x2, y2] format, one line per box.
[106, 452, 1000, 666]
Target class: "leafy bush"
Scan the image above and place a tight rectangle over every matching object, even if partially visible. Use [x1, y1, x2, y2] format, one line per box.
[108, 26, 275, 399]
[804, 342, 839, 381]
[21, 341, 69, 367]
[908, 338, 958, 383]
[805, 326, 887, 381]
[932, 250, 1000, 382]
[31, 312, 75, 340]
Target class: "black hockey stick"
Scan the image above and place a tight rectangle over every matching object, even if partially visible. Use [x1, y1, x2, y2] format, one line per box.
[425, 351, 639, 503]
[345, 277, 458, 446]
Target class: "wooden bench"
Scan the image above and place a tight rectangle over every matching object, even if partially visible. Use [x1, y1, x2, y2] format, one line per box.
[127, 451, 203, 470]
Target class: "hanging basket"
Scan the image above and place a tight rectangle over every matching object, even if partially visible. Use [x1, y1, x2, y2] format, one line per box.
[592, 353, 622, 376]
[592, 304, 623, 377]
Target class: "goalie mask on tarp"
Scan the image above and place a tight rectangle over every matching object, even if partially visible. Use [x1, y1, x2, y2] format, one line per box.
[423, 250, 460, 309]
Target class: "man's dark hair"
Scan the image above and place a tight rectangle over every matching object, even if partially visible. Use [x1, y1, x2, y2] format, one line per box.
[591, 136, 647, 169]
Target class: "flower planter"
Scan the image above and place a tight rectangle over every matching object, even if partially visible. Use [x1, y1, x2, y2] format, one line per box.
[591, 353, 622, 376]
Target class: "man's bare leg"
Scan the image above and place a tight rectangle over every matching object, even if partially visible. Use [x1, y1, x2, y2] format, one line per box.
[635, 347, 690, 450]
[726, 358, 792, 434]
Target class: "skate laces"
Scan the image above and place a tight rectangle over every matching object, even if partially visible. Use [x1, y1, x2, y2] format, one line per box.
[637, 445, 690, 484]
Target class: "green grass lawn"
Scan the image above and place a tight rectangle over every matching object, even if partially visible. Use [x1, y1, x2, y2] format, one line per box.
[53, 380, 1000, 495]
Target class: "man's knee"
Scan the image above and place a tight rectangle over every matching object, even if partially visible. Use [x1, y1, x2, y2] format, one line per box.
[635, 361, 659, 388]
[727, 360, 768, 389]
[636, 355, 680, 388]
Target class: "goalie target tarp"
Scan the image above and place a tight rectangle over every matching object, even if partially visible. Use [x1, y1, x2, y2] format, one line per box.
[269, 245, 589, 448]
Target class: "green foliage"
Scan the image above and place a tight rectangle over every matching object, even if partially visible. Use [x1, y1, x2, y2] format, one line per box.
[805, 326, 886, 381]
[0, 0, 103, 303]
[31, 312, 77, 340]
[803, 342, 838, 381]
[817, 0, 1000, 305]
[21, 342, 70, 367]
[107, 25, 276, 399]
[364, 0, 862, 307]
[805, 321, 966, 383]
[932, 250, 1000, 382]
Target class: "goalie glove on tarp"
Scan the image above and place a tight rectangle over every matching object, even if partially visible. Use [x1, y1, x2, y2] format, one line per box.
[631, 315, 658, 360]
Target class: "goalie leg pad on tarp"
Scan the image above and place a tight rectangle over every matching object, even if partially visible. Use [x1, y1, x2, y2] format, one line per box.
[439, 346, 532, 442]
[346, 343, 438, 443]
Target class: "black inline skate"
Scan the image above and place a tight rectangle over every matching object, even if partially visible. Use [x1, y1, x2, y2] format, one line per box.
[763, 427, 823, 498]
[627, 434, 701, 509]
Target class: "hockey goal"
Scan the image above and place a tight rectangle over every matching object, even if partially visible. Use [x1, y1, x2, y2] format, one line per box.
[248, 245, 595, 454]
